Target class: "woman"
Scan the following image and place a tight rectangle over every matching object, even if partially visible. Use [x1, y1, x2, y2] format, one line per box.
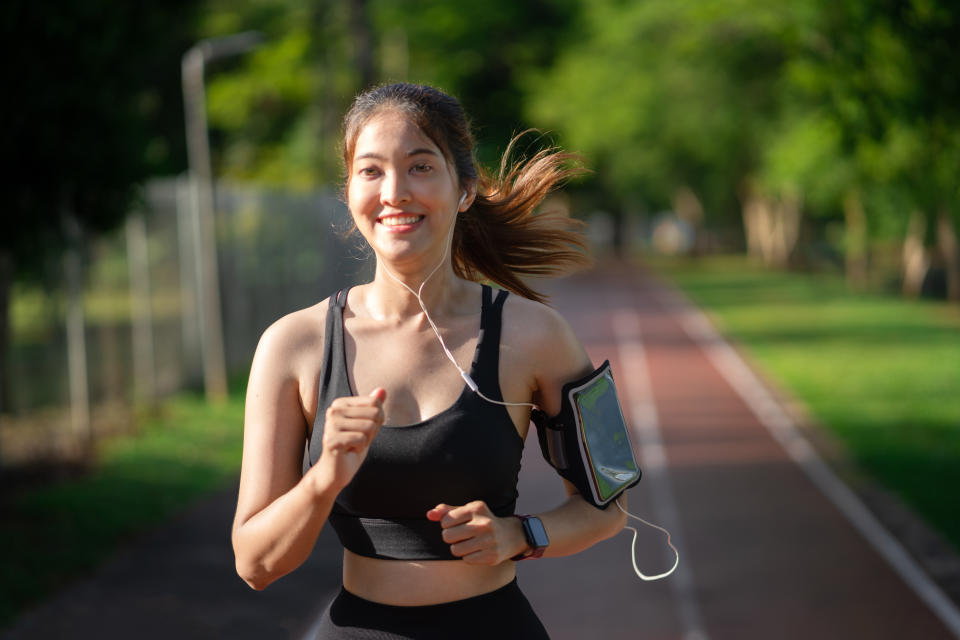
[232, 83, 626, 638]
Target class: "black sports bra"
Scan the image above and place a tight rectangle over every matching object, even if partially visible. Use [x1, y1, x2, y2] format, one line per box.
[303, 285, 524, 560]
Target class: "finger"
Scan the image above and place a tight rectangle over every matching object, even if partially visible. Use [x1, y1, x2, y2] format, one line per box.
[327, 404, 384, 421]
[327, 417, 382, 432]
[441, 501, 489, 529]
[325, 407, 383, 429]
[330, 395, 386, 410]
[440, 522, 475, 545]
[426, 503, 453, 522]
[325, 431, 368, 451]
[460, 548, 497, 566]
[449, 533, 489, 558]
[369, 387, 387, 404]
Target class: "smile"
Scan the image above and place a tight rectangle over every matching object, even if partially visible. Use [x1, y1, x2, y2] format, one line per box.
[378, 215, 424, 227]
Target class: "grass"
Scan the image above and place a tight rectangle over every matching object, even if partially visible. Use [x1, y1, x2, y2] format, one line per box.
[649, 254, 960, 551]
[0, 391, 245, 628]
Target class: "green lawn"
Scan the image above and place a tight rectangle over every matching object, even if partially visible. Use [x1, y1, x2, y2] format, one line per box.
[0, 392, 245, 628]
[650, 254, 960, 551]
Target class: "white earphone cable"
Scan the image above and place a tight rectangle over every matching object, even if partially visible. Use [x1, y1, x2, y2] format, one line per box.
[615, 497, 679, 581]
[377, 195, 536, 411]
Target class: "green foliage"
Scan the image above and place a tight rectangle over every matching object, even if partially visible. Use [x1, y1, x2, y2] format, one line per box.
[202, 0, 581, 188]
[529, 0, 805, 222]
[529, 0, 960, 263]
[4, 1, 198, 274]
[370, 0, 581, 165]
[0, 392, 245, 627]
[656, 254, 960, 549]
[203, 0, 357, 188]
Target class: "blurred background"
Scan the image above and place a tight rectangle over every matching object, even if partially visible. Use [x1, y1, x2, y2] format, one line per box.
[2, 0, 958, 632]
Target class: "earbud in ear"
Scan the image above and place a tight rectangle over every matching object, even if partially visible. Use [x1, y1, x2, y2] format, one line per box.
[458, 192, 467, 207]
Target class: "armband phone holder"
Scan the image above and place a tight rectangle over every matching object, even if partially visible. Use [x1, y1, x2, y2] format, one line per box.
[530, 360, 642, 509]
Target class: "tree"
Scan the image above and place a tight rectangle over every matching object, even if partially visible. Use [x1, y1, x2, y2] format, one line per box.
[771, 0, 960, 295]
[528, 0, 808, 263]
[2, 2, 198, 413]
[201, 0, 582, 188]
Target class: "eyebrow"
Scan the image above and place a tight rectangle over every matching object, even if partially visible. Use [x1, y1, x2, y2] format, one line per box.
[355, 148, 441, 161]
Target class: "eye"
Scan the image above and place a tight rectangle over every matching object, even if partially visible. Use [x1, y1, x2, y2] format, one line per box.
[357, 166, 381, 178]
[411, 162, 433, 174]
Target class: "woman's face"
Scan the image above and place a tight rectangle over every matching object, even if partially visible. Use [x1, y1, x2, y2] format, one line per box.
[347, 110, 465, 269]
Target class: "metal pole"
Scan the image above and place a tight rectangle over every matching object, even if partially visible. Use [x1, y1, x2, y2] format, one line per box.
[126, 211, 156, 403]
[62, 210, 91, 452]
[181, 31, 262, 403]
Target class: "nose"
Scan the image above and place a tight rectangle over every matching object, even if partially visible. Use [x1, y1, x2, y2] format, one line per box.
[380, 170, 411, 207]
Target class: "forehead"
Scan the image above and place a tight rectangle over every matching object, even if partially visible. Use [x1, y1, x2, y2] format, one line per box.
[352, 111, 444, 162]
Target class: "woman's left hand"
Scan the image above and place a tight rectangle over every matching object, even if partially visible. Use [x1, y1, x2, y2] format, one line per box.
[426, 501, 527, 565]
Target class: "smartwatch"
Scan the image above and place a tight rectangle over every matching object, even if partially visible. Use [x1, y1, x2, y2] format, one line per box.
[511, 514, 549, 560]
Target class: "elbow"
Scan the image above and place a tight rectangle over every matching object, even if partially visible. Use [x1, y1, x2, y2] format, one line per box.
[235, 557, 274, 591]
[233, 533, 277, 591]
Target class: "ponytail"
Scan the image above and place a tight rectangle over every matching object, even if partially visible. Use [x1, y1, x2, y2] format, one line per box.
[453, 135, 592, 304]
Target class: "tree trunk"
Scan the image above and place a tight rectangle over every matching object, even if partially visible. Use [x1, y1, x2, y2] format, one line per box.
[901, 210, 929, 298]
[740, 189, 801, 268]
[774, 190, 802, 267]
[673, 186, 703, 253]
[742, 193, 766, 260]
[843, 190, 869, 289]
[937, 208, 960, 302]
[348, 0, 375, 89]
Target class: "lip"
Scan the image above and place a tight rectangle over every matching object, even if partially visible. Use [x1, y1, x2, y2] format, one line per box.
[377, 213, 425, 232]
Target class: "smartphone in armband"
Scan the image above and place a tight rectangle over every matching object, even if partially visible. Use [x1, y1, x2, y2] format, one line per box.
[531, 360, 642, 508]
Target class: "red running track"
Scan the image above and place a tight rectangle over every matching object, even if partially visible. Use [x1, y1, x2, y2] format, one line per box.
[514, 262, 957, 640]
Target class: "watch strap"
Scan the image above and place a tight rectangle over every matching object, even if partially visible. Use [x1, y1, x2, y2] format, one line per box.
[511, 514, 547, 561]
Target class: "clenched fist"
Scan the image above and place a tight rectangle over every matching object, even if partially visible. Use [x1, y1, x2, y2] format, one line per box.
[313, 388, 386, 493]
[427, 501, 528, 565]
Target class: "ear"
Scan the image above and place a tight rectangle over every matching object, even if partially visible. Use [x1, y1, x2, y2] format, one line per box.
[457, 183, 478, 212]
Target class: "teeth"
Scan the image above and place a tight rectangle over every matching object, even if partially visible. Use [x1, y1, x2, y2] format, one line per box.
[380, 215, 422, 226]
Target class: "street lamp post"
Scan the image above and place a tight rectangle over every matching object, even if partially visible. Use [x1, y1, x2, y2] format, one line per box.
[181, 31, 262, 403]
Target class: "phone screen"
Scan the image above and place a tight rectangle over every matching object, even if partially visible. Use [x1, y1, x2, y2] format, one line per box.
[572, 370, 641, 503]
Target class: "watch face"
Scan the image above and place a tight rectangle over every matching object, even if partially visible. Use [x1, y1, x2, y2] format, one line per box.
[525, 517, 549, 549]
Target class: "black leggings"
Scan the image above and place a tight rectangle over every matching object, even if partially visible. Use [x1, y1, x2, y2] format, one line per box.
[313, 579, 550, 639]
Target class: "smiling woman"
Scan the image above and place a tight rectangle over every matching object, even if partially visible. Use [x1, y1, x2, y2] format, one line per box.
[231, 83, 622, 639]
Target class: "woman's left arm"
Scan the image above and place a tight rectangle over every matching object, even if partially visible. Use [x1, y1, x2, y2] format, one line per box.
[428, 299, 626, 564]
[520, 301, 627, 557]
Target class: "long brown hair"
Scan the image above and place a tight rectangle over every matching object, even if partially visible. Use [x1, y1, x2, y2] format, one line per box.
[341, 83, 591, 303]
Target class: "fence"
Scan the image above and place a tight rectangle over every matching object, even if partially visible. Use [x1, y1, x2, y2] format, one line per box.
[1, 177, 373, 466]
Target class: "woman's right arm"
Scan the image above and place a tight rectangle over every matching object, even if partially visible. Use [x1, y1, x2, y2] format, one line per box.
[231, 313, 384, 590]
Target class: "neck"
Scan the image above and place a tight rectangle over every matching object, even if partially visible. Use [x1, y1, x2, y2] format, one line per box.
[368, 219, 459, 320]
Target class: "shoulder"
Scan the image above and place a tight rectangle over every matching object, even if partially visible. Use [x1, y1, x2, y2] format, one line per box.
[500, 292, 593, 413]
[501, 293, 575, 355]
[251, 297, 330, 375]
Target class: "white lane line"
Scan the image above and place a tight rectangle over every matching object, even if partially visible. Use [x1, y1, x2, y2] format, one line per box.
[300, 610, 324, 640]
[611, 310, 710, 640]
[299, 589, 338, 640]
[664, 289, 960, 639]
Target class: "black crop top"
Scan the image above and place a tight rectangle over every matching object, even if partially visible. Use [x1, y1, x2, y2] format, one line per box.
[303, 285, 524, 560]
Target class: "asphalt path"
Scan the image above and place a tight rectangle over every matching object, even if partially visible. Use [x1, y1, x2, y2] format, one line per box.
[4, 261, 958, 639]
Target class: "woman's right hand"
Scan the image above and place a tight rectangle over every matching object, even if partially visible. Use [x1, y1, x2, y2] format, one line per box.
[314, 388, 387, 492]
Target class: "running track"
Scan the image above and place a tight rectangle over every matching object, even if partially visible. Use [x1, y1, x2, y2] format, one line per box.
[4, 262, 958, 639]
[511, 263, 959, 639]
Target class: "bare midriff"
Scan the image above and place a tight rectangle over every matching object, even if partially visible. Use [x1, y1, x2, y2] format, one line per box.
[342, 550, 516, 605]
